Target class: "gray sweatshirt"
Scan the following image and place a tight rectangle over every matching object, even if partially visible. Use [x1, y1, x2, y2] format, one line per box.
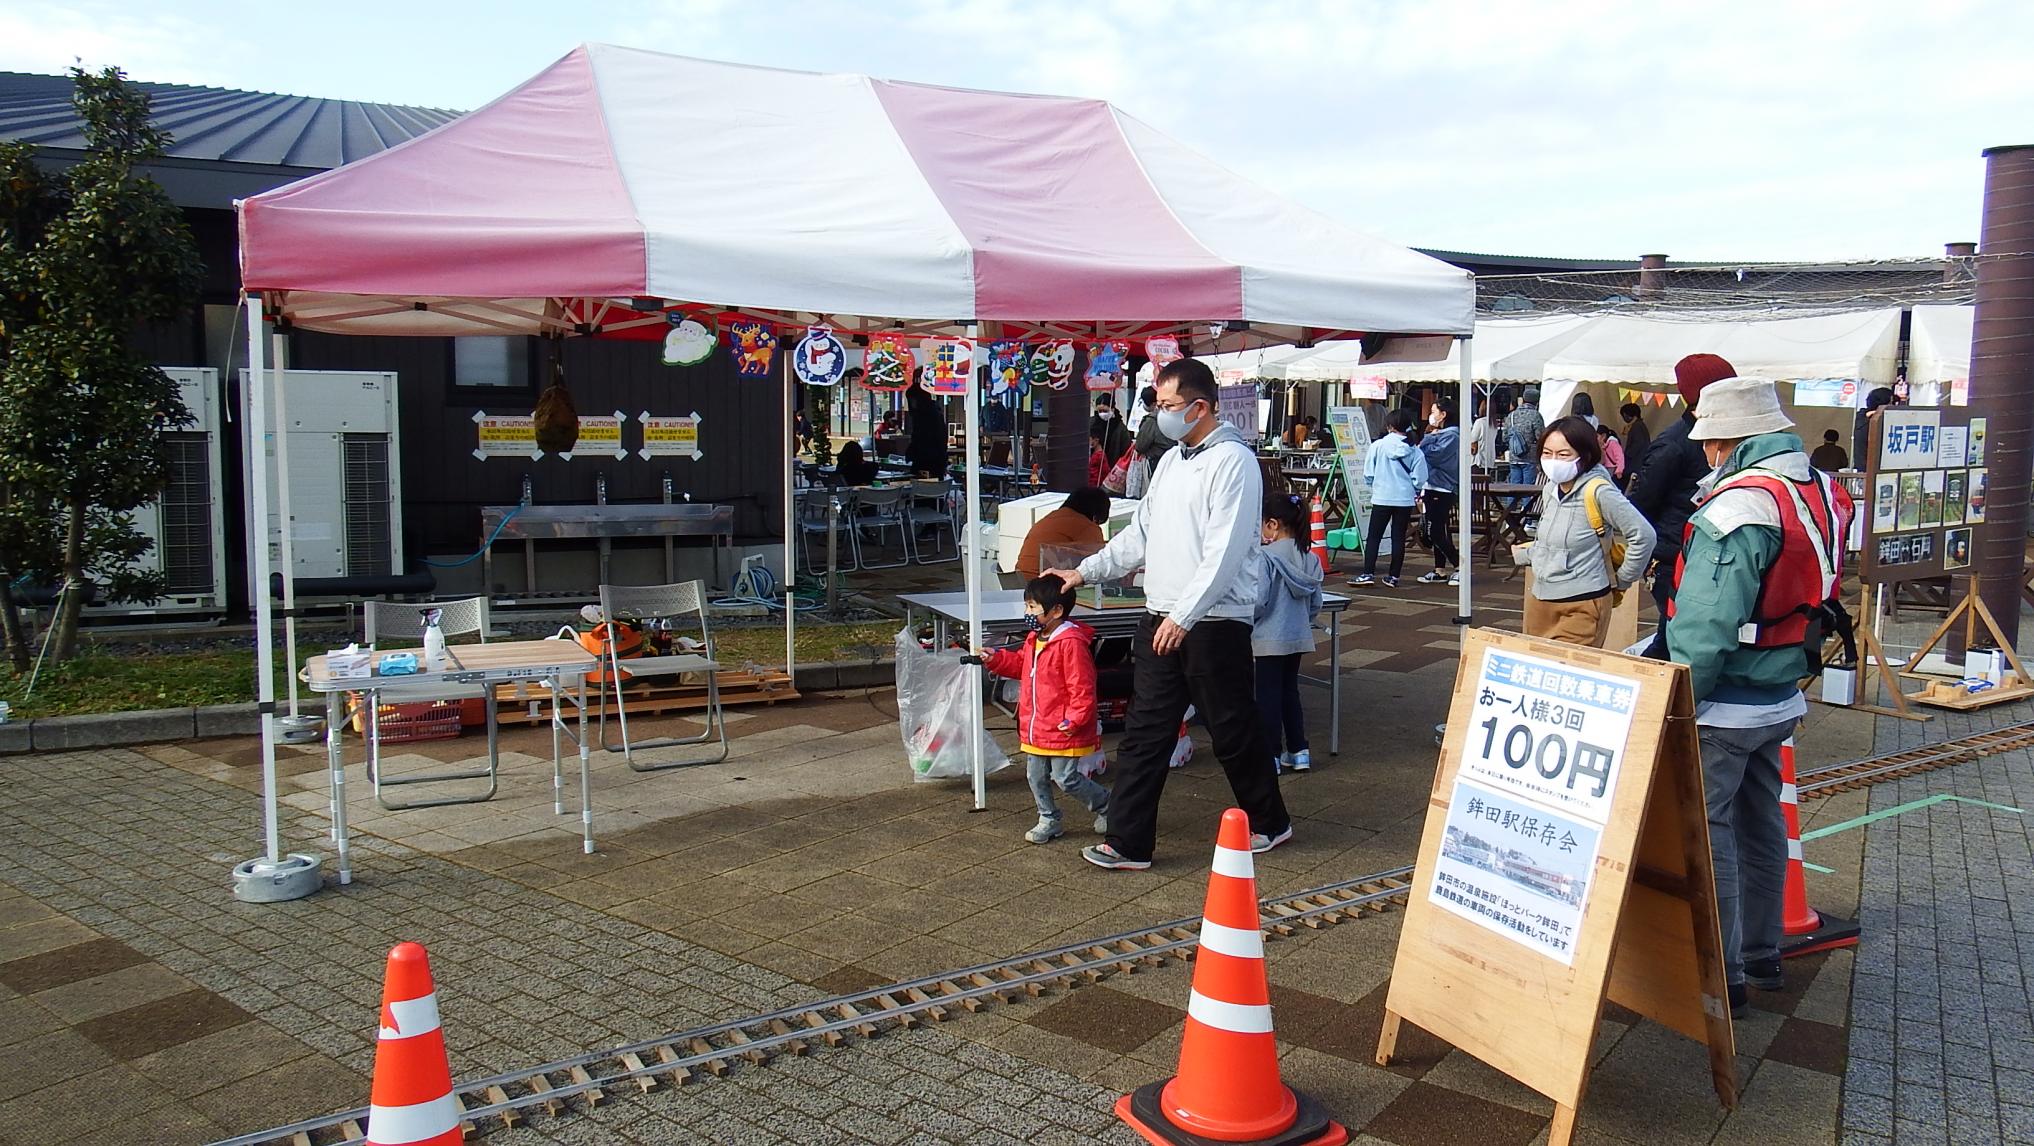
[1252, 538, 1323, 656]
[1525, 464, 1657, 601]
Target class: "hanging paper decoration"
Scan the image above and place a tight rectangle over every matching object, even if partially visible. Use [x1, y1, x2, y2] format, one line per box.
[1028, 339, 1077, 391]
[862, 333, 914, 391]
[987, 341, 1028, 401]
[1144, 335, 1182, 372]
[661, 315, 716, 367]
[725, 321, 778, 378]
[792, 325, 846, 387]
[1084, 341, 1131, 391]
[926, 337, 974, 395]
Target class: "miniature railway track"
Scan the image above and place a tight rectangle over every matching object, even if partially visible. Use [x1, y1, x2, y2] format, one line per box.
[1795, 720, 2034, 797]
[216, 719, 2034, 1146]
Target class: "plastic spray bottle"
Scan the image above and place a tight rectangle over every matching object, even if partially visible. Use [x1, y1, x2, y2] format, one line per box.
[422, 607, 448, 671]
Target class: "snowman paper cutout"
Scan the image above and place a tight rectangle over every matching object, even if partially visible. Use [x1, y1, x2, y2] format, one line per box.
[793, 325, 847, 387]
[662, 316, 716, 367]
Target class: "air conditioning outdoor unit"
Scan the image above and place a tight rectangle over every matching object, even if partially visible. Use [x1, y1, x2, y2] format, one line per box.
[242, 370, 404, 593]
[90, 366, 230, 616]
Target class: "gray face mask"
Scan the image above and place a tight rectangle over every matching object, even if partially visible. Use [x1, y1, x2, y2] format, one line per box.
[1155, 402, 1202, 442]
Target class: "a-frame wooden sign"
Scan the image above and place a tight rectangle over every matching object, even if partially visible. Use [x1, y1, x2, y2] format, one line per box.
[1377, 629, 1736, 1145]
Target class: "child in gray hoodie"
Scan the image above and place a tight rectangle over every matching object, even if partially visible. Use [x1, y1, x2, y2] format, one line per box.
[1253, 493, 1325, 772]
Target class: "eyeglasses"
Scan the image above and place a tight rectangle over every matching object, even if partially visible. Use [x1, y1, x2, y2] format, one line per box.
[1154, 399, 1203, 413]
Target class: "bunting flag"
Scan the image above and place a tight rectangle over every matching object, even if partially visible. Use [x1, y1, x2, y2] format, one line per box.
[926, 337, 973, 395]
[862, 332, 915, 391]
[725, 321, 777, 378]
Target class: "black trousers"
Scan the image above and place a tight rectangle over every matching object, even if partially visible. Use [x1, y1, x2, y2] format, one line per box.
[1107, 614, 1291, 862]
[1363, 504, 1414, 578]
[1422, 491, 1459, 569]
[1254, 653, 1307, 756]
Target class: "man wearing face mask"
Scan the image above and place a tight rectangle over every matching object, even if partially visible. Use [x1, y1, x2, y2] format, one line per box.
[1661, 377, 1851, 1020]
[1045, 358, 1291, 870]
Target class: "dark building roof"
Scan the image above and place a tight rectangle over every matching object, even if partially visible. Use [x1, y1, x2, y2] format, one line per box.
[0, 71, 461, 208]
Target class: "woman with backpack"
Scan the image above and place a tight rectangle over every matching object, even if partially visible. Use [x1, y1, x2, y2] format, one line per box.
[1519, 416, 1656, 646]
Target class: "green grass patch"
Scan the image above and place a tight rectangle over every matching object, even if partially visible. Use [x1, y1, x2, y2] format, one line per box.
[0, 621, 904, 719]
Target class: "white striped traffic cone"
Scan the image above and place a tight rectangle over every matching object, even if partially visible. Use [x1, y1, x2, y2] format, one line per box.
[1116, 809, 1346, 1146]
[366, 942, 462, 1146]
[1778, 739, 1859, 958]
[1310, 498, 1329, 574]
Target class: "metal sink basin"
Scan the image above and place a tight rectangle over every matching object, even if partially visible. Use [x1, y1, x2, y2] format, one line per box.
[481, 503, 734, 540]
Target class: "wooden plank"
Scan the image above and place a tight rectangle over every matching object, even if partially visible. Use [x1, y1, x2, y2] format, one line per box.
[618, 1052, 658, 1093]
[688, 1038, 730, 1076]
[484, 1085, 522, 1126]
[567, 1065, 605, 1106]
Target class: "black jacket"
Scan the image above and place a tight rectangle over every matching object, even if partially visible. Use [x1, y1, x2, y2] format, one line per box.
[1626, 413, 1707, 565]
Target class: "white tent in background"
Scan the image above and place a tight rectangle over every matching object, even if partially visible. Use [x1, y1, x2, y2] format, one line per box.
[1906, 304, 1975, 405]
[1536, 309, 1903, 417]
[1333, 314, 1596, 385]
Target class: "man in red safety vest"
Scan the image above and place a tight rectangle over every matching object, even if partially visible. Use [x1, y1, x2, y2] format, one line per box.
[1662, 376, 1852, 1021]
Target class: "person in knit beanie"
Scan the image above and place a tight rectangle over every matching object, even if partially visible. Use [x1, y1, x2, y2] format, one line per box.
[1628, 353, 1738, 614]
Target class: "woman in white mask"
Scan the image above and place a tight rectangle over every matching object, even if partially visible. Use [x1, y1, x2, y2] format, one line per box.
[1519, 415, 1656, 646]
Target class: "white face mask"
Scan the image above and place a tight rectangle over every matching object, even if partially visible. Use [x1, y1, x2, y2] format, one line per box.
[1541, 457, 1580, 485]
[1095, 408, 1114, 421]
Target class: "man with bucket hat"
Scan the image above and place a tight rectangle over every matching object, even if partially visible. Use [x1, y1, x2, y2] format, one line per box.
[1660, 376, 1851, 1019]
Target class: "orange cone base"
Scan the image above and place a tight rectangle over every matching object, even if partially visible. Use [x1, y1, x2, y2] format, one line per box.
[1780, 911, 1860, 959]
[1117, 1081, 1347, 1146]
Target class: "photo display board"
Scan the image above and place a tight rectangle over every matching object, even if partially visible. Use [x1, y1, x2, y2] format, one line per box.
[1862, 407, 1988, 584]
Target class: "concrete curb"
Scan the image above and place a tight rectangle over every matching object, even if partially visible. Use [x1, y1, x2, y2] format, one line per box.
[2, 660, 900, 754]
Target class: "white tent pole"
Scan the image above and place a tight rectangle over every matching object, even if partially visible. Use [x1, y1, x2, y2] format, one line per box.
[271, 332, 301, 718]
[783, 344, 797, 680]
[1456, 337, 1474, 624]
[246, 297, 281, 864]
[964, 324, 986, 811]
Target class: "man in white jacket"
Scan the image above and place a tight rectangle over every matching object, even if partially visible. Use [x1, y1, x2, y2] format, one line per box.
[1047, 359, 1295, 870]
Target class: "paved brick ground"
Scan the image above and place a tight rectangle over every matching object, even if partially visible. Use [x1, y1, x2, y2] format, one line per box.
[0, 575, 1938, 1145]
[1838, 699, 2034, 1146]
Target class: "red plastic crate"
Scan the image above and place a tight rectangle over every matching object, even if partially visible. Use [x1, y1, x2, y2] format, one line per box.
[346, 697, 465, 742]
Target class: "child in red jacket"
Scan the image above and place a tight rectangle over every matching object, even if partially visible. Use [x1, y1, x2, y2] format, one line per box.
[982, 576, 1109, 844]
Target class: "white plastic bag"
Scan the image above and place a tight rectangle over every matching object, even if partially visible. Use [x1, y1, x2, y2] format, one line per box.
[894, 628, 1010, 781]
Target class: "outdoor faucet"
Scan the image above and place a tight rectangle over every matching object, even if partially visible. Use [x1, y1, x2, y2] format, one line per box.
[520, 475, 533, 506]
[661, 472, 674, 504]
[596, 473, 607, 506]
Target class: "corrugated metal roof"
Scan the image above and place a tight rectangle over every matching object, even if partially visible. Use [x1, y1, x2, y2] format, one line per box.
[0, 71, 461, 170]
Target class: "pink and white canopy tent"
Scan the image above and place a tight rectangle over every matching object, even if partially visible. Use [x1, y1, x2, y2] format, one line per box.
[231, 45, 1475, 883]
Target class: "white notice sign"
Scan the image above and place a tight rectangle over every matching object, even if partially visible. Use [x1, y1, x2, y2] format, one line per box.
[1432, 778, 1600, 964]
[1937, 426, 1969, 469]
[1216, 384, 1259, 439]
[1457, 647, 1638, 824]
[472, 411, 539, 460]
[1428, 646, 1640, 965]
[1878, 409, 1941, 471]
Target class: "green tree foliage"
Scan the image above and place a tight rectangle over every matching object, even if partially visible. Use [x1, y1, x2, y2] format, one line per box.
[0, 67, 202, 664]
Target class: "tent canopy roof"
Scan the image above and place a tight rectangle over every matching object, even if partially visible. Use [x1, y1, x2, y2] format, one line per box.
[1535, 309, 1903, 386]
[1906, 304, 1973, 385]
[239, 45, 1473, 343]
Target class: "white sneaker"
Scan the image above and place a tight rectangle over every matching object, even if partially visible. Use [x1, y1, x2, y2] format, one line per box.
[1169, 737, 1195, 769]
[1250, 825, 1295, 854]
[1024, 818, 1064, 844]
[1289, 749, 1312, 772]
[1092, 813, 1109, 835]
[1447, 571, 1461, 586]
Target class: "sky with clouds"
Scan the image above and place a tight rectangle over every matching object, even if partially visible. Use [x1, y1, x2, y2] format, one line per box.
[3, 0, 2027, 262]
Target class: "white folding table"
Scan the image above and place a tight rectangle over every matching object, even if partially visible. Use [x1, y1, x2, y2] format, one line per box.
[304, 638, 599, 884]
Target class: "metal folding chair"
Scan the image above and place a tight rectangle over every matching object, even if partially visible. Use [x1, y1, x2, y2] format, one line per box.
[595, 580, 729, 770]
[852, 487, 913, 569]
[907, 480, 959, 563]
[796, 488, 859, 573]
[360, 597, 499, 810]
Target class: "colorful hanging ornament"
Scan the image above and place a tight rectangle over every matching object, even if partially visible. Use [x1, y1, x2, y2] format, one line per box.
[862, 333, 914, 392]
[725, 321, 778, 378]
[925, 338, 973, 395]
[986, 341, 1027, 401]
[1144, 335, 1182, 372]
[661, 315, 716, 367]
[1084, 341, 1131, 391]
[1029, 339, 1076, 391]
[792, 325, 846, 387]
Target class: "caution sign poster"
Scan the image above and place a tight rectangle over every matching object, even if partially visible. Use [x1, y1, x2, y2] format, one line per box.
[638, 411, 702, 461]
[473, 412, 538, 459]
[563, 411, 627, 461]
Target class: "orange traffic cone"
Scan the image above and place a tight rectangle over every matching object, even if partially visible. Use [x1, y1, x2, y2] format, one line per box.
[1310, 499, 1330, 574]
[1777, 739, 1859, 958]
[1116, 809, 1346, 1146]
[366, 942, 463, 1146]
